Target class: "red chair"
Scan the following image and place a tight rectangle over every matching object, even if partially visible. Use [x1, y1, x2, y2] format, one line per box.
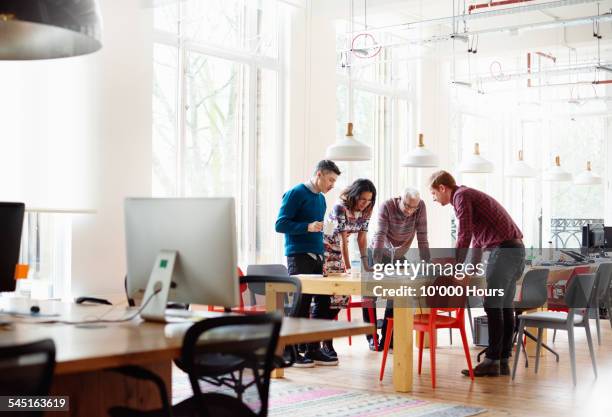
[345, 296, 378, 347]
[379, 308, 474, 388]
[208, 267, 249, 312]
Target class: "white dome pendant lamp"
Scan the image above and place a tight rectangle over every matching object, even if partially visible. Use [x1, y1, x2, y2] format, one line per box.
[506, 150, 536, 178]
[326, 122, 372, 161]
[459, 142, 493, 173]
[325, 0, 371, 162]
[401, 133, 439, 167]
[543, 156, 571, 181]
[574, 161, 602, 185]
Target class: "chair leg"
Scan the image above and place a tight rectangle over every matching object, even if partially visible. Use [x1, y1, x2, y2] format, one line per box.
[594, 308, 601, 346]
[524, 330, 559, 362]
[368, 307, 378, 348]
[607, 295, 612, 329]
[568, 325, 577, 386]
[512, 321, 525, 380]
[522, 338, 529, 368]
[466, 304, 474, 339]
[552, 329, 557, 343]
[448, 312, 453, 345]
[379, 319, 394, 381]
[347, 307, 352, 346]
[429, 329, 437, 389]
[477, 348, 486, 363]
[534, 328, 543, 374]
[459, 325, 474, 381]
[607, 292, 612, 329]
[584, 319, 598, 378]
[418, 331, 424, 375]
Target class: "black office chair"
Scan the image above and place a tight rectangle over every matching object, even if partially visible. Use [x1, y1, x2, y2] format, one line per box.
[109, 313, 283, 417]
[477, 269, 557, 366]
[245, 265, 291, 311]
[0, 339, 56, 417]
[173, 275, 300, 400]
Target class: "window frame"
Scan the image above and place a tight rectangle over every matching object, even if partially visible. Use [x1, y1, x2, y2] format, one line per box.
[152, 1, 286, 265]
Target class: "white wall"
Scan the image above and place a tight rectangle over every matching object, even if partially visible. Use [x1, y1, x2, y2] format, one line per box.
[0, 1, 153, 298]
[71, 0, 153, 297]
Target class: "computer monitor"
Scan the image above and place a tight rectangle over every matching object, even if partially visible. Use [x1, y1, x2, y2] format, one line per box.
[604, 226, 612, 250]
[124, 198, 239, 321]
[0, 202, 25, 292]
[582, 223, 605, 254]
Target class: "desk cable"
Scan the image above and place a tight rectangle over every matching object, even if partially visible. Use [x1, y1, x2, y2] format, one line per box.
[10, 286, 163, 326]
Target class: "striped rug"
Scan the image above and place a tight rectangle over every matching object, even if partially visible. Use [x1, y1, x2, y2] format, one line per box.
[173, 372, 486, 417]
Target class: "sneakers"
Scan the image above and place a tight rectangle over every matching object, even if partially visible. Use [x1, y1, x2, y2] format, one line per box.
[461, 361, 500, 377]
[305, 349, 339, 366]
[322, 341, 338, 359]
[293, 352, 315, 368]
[368, 338, 381, 352]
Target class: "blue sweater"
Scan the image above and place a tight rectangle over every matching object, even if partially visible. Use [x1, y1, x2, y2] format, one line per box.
[275, 183, 326, 256]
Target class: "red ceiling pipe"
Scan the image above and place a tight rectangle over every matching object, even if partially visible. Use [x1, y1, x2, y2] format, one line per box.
[469, 0, 535, 14]
[527, 52, 531, 87]
[593, 80, 612, 84]
[526, 51, 556, 87]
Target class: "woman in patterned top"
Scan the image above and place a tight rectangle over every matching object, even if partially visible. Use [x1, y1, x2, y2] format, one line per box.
[321, 179, 376, 358]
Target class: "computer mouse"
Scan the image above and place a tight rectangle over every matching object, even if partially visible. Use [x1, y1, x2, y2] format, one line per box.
[30, 305, 40, 314]
[75, 296, 112, 306]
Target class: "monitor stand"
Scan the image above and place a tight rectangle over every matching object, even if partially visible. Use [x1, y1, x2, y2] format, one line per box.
[140, 250, 177, 323]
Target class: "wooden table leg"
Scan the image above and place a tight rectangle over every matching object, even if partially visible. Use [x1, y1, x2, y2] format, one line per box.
[393, 306, 414, 392]
[266, 285, 286, 378]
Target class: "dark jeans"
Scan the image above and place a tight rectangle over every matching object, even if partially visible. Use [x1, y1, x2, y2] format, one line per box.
[287, 253, 336, 352]
[484, 244, 526, 360]
[362, 300, 393, 346]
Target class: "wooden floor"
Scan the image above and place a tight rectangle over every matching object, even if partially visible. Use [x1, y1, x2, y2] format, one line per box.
[280, 309, 612, 417]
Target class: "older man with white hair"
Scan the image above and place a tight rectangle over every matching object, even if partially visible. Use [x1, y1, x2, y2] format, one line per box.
[364, 187, 431, 350]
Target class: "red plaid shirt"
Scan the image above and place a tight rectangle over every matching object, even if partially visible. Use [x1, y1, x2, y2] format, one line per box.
[452, 186, 522, 250]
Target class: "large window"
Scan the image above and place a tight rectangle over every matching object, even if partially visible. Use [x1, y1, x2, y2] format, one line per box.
[152, 0, 285, 265]
[450, 89, 608, 249]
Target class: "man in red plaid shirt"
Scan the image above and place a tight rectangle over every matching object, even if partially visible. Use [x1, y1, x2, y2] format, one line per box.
[429, 170, 525, 377]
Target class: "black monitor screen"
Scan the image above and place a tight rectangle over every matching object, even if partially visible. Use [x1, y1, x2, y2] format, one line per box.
[605, 227, 612, 250]
[0, 202, 25, 292]
[590, 224, 605, 247]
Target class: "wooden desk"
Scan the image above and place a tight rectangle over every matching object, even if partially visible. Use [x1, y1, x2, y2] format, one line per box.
[0, 298, 372, 417]
[266, 274, 415, 393]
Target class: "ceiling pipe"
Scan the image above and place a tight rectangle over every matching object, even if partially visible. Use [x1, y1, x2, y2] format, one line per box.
[469, 0, 535, 14]
[338, 12, 612, 54]
[527, 51, 557, 87]
[345, 0, 605, 35]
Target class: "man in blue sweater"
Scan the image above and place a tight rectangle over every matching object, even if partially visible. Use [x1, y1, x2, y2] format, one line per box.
[276, 160, 341, 367]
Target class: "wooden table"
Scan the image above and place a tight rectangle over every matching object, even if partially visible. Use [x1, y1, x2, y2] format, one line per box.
[0, 298, 373, 417]
[266, 274, 416, 392]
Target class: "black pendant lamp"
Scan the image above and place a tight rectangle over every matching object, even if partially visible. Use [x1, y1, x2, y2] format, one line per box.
[0, 0, 102, 60]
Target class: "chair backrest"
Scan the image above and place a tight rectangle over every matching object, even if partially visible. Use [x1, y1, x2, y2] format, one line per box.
[516, 269, 549, 309]
[424, 276, 468, 310]
[565, 273, 596, 312]
[0, 338, 56, 416]
[592, 263, 612, 305]
[246, 264, 290, 296]
[181, 314, 282, 417]
[240, 275, 302, 317]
